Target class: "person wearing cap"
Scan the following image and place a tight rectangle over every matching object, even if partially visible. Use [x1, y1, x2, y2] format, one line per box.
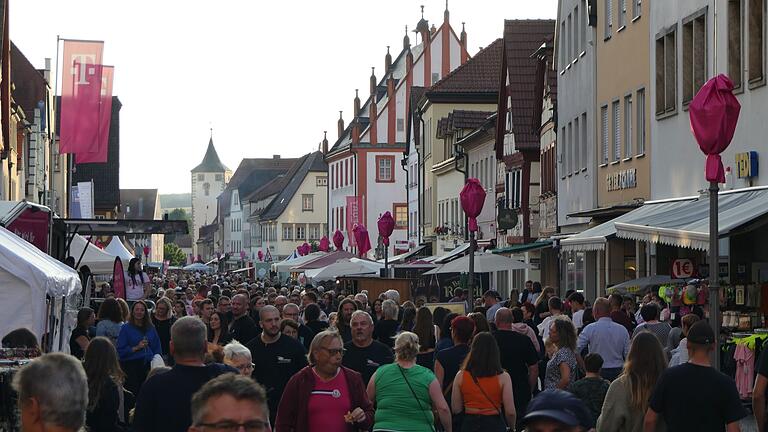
[644, 320, 747, 432]
[521, 389, 594, 432]
[483, 290, 502, 324]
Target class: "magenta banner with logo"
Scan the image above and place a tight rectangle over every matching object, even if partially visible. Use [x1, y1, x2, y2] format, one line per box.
[76, 65, 113, 164]
[6, 208, 49, 252]
[60, 39, 104, 155]
[346, 196, 361, 246]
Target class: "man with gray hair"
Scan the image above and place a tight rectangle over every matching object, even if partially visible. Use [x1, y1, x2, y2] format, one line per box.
[12, 353, 87, 432]
[383, 289, 400, 304]
[133, 316, 237, 432]
[343, 310, 393, 384]
[188, 373, 270, 432]
[222, 341, 254, 376]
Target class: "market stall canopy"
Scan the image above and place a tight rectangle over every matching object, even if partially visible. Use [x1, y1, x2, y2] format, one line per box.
[0, 225, 81, 343]
[614, 186, 768, 251]
[606, 275, 687, 295]
[377, 245, 427, 264]
[183, 262, 214, 273]
[423, 252, 530, 275]
[0, 200, 51, 225]
[68, 234, 118, 274]
[433, 243, 470, 264]
[305, 258, 383, 281]
[104, 236, 135, 261]
[273, 252, 325, 273]
[290, 250, 355, 271]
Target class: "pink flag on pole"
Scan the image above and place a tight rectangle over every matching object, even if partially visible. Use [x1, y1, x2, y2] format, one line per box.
[60, 40, 104, 155]
[76, 65, 113, 164]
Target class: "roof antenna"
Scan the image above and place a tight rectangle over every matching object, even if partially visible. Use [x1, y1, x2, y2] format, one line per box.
[421, 5, 424, 18]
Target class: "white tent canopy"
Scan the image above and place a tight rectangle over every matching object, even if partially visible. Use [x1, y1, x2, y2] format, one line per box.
[0, 226, 82, 351]
[423, 253, 531, 275]
[105, 236, 135, 261]
[273, 252, 325, 273]
[69, 234, 117, 274]
[305, 258, 383, 281]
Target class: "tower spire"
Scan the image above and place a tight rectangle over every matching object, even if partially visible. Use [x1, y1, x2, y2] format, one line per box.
[403, 25, 410, 50]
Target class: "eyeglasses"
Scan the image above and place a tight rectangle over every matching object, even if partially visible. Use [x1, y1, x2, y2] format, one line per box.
[321, 347, 346, 356]
[235, 363, 255, 372]
[196, 420, 268, 431]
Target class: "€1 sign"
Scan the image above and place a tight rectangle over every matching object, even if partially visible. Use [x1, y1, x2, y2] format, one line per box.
[671, 258, 694, 279]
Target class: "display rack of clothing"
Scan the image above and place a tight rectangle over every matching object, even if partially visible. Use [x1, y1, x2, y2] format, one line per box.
[0, 348, 40, 432]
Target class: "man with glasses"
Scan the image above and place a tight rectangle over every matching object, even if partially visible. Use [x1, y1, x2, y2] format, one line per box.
[275, 330, 374, 431]
[282, 303, 314, 350]
[246, 305, 307, 424]
[189, 373, 270, 432]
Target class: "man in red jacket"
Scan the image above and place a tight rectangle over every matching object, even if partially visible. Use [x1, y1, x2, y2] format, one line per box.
[276, 330, 374, 431]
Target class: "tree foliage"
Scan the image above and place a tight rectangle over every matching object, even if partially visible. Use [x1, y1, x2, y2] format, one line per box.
[164, 243, 186, 267]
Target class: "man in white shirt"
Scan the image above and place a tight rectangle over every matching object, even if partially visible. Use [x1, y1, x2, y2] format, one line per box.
[537, 297, 570, 340]
[568, 292, 586, 330]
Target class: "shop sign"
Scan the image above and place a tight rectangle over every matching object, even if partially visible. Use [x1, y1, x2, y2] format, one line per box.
[671, 258, 694, 278]
[735, 151, 758, 178]
[606, 168, 637, 191]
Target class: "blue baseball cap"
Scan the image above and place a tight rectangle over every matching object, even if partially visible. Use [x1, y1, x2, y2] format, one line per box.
[523, 389, 594, 429]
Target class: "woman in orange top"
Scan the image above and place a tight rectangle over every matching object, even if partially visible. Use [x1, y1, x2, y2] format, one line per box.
[451, 331, 516, 432]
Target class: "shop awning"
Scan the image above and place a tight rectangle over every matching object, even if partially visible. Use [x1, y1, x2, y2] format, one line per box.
[560, 198, 697, 252]
[377, 244, 428, 264]
[491, 240, 553, 255]
[434, 243, 470, 264]
[614, 186, 768, 251]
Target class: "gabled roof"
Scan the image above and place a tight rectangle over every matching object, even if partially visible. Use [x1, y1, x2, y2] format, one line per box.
[437, 110, 495, 139]
[192, 138, 229, 173]
[11, 42, 49, 122]
[425, 38, 503, 101]
[496, 19, 555, 157]
[120, 189, 159, 219]
[220, 156, 297, 217]
[243, 174, 289, 204]
[259, 151, 328, 221]
[532, 39, 557, 133]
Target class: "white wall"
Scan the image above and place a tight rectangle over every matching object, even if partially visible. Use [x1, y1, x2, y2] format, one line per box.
[365, 151, 407, 257]
[191, 171, 226, 255]
[328, 155, 356, 250]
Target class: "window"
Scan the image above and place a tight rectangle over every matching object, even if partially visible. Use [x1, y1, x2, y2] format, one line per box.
[394, 204, 407, 229]
[567, 122, 573, 174]
[605, 0, 613, 38]
[316, 176, 328, 186]
[203, 182, 210, 196]
[633, 0, 642, 19]
[581, 112, 588, 170]
[655, 27, 677, 115]
[397, 118, 405, 132]
[612, 100, 621, 161]
[573, 117, 580, 174]
[683, 9, 708, 105]
[506, 170, 522, 209]
[296, 225, 305, 240]
[197, 173, 204, 181]
[561, 126, 567, 177]
[282, 224, 293, 240]
[376, 155, 395, 182]
[636, 89, 646, 154]
[624, 94, 633, 157]
[561, 21, 567, 69]
[215, 174, 223, 181]
[309, 224, 320, 240]
[600, 105, 609, 164]
[574, 6, 580, 59]
[729, 0, 744, 90]
[749, 0, 764, 84]
[619, 0, 627, 28]
[302, 194, 314, 211]
[582, 0, 588, 52]
[567, 13, 573, 61]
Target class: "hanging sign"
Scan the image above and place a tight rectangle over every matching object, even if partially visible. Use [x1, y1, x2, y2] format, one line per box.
[671, 258, 694, 279]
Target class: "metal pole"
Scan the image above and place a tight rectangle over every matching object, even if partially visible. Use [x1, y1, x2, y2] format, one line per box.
[709, 181, 720, 368]
[384, 246, 388, 278]
[468, 231, 475, 297]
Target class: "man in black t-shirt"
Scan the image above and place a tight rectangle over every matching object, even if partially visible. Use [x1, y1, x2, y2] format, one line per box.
[342, 310, 393, 385]
[493, 307, 539, 424]
[281, 303, 315, 351]
[134, 317, 238, 432]
[645, 321, 747, 432]
[753, 347, 768, 432]
[229, 294, 260, 343]
[246, 305, 308, 423]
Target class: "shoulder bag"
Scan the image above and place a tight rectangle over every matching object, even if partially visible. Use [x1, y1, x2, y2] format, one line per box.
[470, 373, 512, 432]
[398, 365, 437, 432]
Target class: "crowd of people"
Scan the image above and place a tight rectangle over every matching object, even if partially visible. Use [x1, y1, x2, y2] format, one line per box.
[2, 272, 765, 432]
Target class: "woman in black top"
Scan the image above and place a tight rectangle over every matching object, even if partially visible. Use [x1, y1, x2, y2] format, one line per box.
[84, 336, 126, 432]
[374, 299, 400, 348]
[70, 307, 94, 359]
[151, 298, 175, 359]
[207, 311, 232, 346]
[414, 307, 437, 370]
[303, 303, 329, 335]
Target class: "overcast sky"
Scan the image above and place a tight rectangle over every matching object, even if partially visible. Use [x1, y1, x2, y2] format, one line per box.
[11, 0, 557, 194]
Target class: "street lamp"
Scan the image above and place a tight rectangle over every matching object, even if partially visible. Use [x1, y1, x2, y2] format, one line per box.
[378, 211, 395, 277]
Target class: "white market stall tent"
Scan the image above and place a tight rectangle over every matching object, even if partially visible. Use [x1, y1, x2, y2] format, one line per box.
[304, 258, 384, 282]
[0, 226, 82, 352]
[68, 234, 118, 274]
[105, 236, 135, 261]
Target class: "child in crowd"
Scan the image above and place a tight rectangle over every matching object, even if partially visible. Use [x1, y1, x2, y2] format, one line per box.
[568, 353, 610, 424]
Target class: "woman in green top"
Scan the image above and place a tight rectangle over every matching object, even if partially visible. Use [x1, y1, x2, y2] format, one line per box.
[366, 331, 453, 432]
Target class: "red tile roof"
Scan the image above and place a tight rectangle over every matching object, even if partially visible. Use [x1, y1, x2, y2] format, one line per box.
[499, 20, 555, 153]
[426, 38, 503, 97]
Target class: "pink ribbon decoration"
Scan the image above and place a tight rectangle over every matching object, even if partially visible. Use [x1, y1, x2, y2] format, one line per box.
[352, 224, 371, 257]
[333, 230, 345, 250]
[460, 178, 486, 232]
[319, 236, 330, 252]
[377, 211, 395, 246]
[689, 74, 741, 183]
[257, 250, 264, 261]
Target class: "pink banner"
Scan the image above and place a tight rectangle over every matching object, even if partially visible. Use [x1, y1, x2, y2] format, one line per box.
[113, 257, 125, 300]
[60, 40, 104, 155]
[346, 196, 361, 246]
[76, 66, 113, 164]
[6, 208, 49, 252]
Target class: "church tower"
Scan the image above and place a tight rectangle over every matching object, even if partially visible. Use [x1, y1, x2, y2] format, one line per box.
[191, 137, 230, 257]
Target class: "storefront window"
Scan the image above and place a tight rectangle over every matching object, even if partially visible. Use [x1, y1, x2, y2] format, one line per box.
[566, 251, 585, 293]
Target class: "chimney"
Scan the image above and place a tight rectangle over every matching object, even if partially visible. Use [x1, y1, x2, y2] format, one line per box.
[385, 46, 392, 72]
[460, 22, 468, 64]
[353, 90, 361, 117]
[322, 131, 328, 154]
[337, 111, 345, 139]
[370, 67, 377, 97]
[44, 58, 51, 81]
[403, 25, 410, 50]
